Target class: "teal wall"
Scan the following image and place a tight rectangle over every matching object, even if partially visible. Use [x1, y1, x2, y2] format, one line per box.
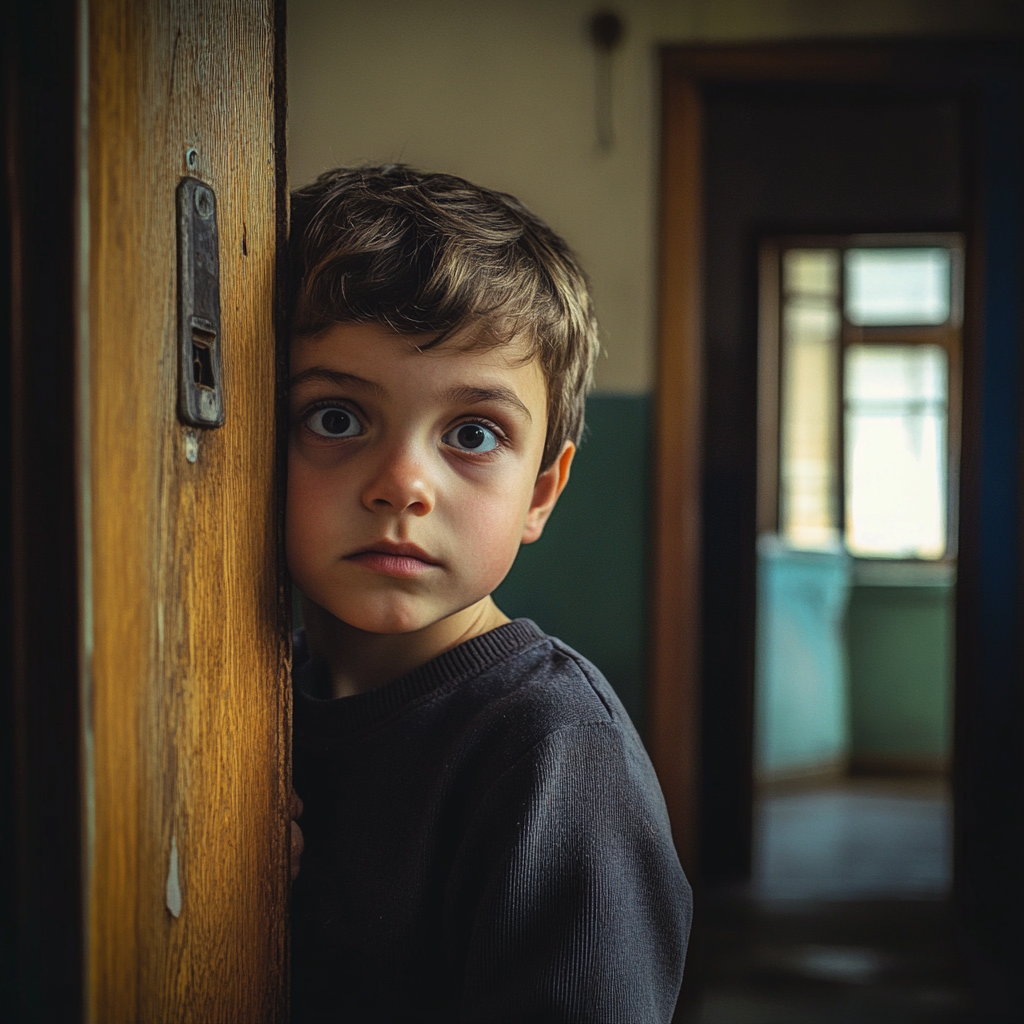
[754, 544, 852, 776]
[847, 583, 953, 761]
[754, 551, 954, 779]
[494, 395, 651, 735]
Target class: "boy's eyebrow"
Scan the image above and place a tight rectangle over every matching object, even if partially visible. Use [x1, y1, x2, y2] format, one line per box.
[289, 367, 388, 398]
[445, 384, 532, 421]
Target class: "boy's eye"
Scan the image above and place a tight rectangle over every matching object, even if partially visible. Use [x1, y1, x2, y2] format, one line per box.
[306, 406, 363, 438]
[443, 422, 498, 453]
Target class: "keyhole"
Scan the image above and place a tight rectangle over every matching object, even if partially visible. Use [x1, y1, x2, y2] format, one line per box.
[191, 327, 216, 389]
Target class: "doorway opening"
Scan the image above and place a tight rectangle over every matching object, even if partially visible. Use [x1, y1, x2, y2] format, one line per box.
[650, 40, 1024, 1022]
[754, 235, 961, 904]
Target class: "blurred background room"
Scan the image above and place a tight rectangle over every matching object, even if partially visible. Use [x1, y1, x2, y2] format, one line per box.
[289, 3, 1023, 1020]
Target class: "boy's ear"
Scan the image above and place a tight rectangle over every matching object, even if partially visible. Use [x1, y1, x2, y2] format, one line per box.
[522, 440, 575, 545]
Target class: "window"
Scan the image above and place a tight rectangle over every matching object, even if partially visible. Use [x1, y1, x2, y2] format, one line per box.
[778, 249, 841, 550]
[845, 248, 952, 326]
[844, 344, 948, 558]
[763, 234, 962, 560]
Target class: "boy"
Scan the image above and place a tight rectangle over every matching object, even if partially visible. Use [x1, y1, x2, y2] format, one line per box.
[287, 165, 691, 1023]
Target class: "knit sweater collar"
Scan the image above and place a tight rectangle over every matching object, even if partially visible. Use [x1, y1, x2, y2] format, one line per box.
[293, 618, 545, 746]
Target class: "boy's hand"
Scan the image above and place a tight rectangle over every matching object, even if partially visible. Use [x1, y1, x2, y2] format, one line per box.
[290, 791, 304, 881]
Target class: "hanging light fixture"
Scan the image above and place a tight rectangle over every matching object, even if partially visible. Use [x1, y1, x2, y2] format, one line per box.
[588, 10, 626, 152]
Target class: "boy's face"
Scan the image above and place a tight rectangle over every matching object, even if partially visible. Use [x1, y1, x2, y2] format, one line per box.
[287, 322, 570, 635]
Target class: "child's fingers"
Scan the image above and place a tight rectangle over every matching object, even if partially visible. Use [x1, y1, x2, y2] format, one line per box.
[290, 790, 304, 820]
[290, 819, 305, 881]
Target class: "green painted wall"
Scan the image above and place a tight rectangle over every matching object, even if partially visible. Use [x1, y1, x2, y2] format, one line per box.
[847, 584, 953, 760]
[754, 558, 954, 776]
[494, 395, 651, 735]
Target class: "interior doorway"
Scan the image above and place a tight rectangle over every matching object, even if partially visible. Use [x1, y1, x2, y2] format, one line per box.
[651, 41, 1024, 1021]
[754, 235, 960, 906]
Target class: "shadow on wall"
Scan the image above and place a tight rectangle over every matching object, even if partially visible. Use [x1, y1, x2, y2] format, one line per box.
[494, 394, 652, 736]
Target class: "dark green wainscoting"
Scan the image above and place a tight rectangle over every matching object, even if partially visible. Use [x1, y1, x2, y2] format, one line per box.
[494, 395, 652, 736]
[846, 580, 954, 768]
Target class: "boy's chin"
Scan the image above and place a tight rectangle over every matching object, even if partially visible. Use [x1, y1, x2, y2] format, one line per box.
[325, 597, 457, 637]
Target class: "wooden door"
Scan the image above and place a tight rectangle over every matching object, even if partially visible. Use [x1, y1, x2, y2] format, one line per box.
[6, 2, 290, 1020]
[86, 2, 290, 1020]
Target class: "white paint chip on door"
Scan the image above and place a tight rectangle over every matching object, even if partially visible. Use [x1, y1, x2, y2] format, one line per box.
[166, 834, 182, 918]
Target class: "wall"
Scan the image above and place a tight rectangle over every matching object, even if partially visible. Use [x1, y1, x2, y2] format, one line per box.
[289, 0, 1020, 394]
[847, 579, 954, 769]
[755, 555, 955, 781]
[288, 0, 1021, 729]
[493, 396, 652, 731]
[754, 544, 851, 778]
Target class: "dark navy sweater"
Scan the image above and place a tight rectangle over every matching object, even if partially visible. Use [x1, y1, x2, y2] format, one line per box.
[291, 619, 691, 1023]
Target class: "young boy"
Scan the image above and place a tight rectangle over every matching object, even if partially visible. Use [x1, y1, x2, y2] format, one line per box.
[287, 165, 691, 1023]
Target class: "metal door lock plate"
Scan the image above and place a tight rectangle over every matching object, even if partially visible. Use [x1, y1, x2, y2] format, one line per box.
[177, 177, 224, 428]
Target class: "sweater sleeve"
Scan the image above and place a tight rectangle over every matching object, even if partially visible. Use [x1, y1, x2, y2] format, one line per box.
[445, 722, 692, 1024]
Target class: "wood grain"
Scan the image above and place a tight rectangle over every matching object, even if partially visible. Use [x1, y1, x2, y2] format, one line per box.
[85, 3, 289, 1020]
[650, 70, 703, 880]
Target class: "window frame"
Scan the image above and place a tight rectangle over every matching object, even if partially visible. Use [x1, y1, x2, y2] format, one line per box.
[759, 231, 964, 562]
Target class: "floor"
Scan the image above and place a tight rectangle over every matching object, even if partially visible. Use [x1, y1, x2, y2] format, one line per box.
[678, 778, 977, 1024]
[678, 897, 973, 1024]
[753, 776, 950, 901]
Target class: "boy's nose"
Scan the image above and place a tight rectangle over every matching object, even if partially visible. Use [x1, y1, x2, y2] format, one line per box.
[361, 449, 435, 516]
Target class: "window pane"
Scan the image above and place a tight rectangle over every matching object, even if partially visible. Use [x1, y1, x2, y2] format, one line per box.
[784, 248, 840, 297]
[845, 248, 951, 326]
[844, 345, 948, 559]
[779, 249, 841, 550]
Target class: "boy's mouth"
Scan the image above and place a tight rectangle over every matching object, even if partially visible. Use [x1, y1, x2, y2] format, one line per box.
[345, 541, 440, 578]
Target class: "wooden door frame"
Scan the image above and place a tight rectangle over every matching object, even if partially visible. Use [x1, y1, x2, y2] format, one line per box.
[650, 39, 1022, 892]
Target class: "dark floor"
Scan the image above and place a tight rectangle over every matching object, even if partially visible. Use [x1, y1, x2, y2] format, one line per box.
[753, 776, 949, 901]
[678, 897, 973, 1024]
[677, 778, 974, 1023]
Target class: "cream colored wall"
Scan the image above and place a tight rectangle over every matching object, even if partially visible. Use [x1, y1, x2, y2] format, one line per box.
[289, 0, 1021, 392]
